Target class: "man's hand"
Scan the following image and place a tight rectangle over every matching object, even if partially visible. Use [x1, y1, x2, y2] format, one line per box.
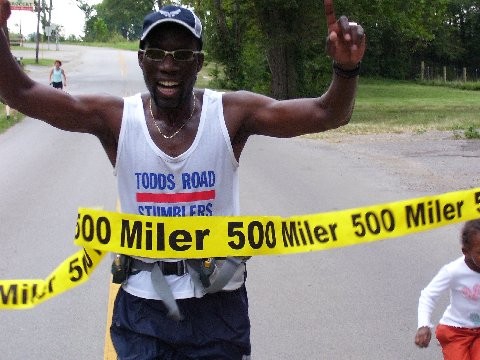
[0, 0, 11, 29]
[414, 326, 432, 348]
[324, 0, 366, 69]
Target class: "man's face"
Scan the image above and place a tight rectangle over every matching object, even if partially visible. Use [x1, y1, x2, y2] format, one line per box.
[138, 23, 203, 109]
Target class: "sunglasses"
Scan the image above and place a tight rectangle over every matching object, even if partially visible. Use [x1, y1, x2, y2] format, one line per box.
[141, 48, 202, 62]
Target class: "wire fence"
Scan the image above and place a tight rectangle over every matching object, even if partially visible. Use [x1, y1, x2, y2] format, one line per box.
[420, 61, 480, 82]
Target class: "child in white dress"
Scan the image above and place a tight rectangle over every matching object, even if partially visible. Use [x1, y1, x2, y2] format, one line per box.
[415, 219, 480, 359]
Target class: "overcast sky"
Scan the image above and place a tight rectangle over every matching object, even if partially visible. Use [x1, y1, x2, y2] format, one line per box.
[8, 0, 101, 37]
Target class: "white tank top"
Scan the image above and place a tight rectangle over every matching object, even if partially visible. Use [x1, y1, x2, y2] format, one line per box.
[115, 89, 244, 300]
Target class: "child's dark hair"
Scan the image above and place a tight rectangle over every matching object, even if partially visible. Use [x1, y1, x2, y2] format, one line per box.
[461, 219, 480, 249]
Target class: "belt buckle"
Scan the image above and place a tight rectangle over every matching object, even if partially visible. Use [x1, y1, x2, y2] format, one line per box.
[160, 260, 186, 276]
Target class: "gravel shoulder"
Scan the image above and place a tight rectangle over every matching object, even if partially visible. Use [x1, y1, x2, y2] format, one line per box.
[318, 130, 479, 194]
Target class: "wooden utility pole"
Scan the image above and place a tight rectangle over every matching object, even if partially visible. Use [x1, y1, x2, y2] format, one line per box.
[35, 0, 40, 63]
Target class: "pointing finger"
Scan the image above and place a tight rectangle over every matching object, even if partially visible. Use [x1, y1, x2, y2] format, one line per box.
[324, 0, 337, 32]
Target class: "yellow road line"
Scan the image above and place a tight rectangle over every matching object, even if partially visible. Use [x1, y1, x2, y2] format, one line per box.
[104, 198, 122, 359]
[103, 279, 120, 359]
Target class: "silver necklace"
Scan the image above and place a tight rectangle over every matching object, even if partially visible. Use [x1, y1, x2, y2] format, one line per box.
[149, 93, 196, 139]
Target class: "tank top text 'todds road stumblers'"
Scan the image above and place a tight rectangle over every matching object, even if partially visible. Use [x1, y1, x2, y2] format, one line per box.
[115, 89, 244, 300]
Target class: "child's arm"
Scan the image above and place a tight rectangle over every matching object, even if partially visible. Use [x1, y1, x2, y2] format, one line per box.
[415, 264, 451, 348]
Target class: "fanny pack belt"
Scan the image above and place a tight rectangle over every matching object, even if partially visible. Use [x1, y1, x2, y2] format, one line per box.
[130, 259, 187, 276]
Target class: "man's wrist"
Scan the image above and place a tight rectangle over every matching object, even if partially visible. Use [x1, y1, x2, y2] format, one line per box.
[333, 62, 361, 79]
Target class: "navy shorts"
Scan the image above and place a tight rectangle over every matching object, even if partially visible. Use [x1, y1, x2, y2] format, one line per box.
[111, 286, 251, 360]
[51, 81, 63, 89]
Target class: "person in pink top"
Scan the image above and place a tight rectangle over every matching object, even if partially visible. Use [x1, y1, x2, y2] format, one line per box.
[415, 219, 480, 359]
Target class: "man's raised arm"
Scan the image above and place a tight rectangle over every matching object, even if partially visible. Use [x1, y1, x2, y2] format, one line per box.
[0, 0, 122, 142]
[226, 0, 366, 140]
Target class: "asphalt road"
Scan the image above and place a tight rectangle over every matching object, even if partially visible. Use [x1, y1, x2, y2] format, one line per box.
[0, 44, 478, 359]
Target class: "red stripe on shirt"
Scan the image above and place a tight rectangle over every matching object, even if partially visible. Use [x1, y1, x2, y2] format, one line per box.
[136, 190, 216, 203]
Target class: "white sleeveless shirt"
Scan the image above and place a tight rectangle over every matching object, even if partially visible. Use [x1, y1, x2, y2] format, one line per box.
[115, 89, 244, 300]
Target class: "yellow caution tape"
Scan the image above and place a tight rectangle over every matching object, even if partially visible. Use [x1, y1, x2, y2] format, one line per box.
[1, 187, 479, 309]
[0, 247, 105, 309]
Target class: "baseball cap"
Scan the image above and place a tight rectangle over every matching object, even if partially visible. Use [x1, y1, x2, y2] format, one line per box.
[140, 5, 203, 49]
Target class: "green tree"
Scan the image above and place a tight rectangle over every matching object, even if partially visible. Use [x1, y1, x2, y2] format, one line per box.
[254, 0, 330, 98]
[75, 0, 480, 88]
[95, 0, 153, 40]
[198, 0, 256, 90]
[192, 0, 329, 98]
[77, 0, 155, 41]
[87, 17, 110, 42]
[76, 0, 98, 39]
[411, 0, 480, 80]
[338, 0, 449, 79]
[462, 1, 480, 69]
[442, 0, 480, 67]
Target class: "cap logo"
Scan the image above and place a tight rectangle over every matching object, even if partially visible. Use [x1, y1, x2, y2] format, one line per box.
[159, 9, 182, 18]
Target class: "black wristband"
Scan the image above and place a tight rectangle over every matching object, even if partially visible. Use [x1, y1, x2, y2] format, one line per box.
[333, 62, 361, 79]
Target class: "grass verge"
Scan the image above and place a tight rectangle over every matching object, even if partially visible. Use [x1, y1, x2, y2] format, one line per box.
[307, 78, 480, 138]
[0, 108, 23, 133]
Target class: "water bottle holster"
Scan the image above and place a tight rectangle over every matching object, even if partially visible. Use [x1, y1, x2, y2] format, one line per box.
[111, 254, 131, 284]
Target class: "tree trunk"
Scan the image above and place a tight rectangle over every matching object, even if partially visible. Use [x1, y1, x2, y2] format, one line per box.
[266, 46, 286, 99]
[256, 5, 298, 99]
[211, 0, 243, 86]
[212, 0, 229, 47]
